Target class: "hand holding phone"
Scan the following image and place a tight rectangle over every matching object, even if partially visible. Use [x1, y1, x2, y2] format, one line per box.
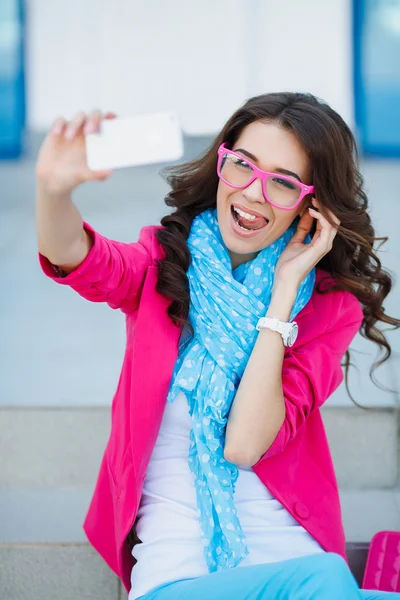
[36, 110, 117, 196]
[36, 109, 184, 196]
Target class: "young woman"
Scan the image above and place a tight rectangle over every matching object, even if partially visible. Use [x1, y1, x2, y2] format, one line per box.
[35, 92, 400, 600]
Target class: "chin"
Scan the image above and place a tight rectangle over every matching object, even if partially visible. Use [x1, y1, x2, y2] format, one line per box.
[218, 221, 268, 270]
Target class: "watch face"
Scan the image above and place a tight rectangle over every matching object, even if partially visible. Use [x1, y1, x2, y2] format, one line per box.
[287, 322, 299, 347]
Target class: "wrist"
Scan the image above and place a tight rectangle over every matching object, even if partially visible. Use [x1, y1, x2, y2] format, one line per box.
[272, 276, 299, 298]
[271, 281, 298, 304]
[36, 179, 74, 201]
[267, 284, 297, 321]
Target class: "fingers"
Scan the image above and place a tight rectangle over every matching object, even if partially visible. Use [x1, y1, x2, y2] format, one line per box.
[50, 117, 67, 136]
[291, 211, 315, 244]
[65, 111, 87, 140]
[310, 197, 341, 228]
[84, 110, 117, 134]
[87, 168, 114, 180]
[308, 208, 334, 250]
[50, 110, 117, 140]
[83, 109, 103, 135]
[308, 198, 340, 252]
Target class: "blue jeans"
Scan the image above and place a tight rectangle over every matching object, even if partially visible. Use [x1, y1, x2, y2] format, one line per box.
[137, 553, 400, 599]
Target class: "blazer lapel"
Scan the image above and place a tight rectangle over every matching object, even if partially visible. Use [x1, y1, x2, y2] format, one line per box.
[297, 296, 314, 320]
[130, 266, 180, 483]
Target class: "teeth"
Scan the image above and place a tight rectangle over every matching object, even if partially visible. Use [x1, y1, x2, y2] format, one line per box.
[233, 206, 257, 220]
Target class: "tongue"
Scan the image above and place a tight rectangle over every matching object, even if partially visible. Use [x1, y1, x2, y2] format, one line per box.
[237, 213, 266, 231]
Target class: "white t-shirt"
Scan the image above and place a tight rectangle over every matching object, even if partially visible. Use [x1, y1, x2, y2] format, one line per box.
[129, 391, 323, 600]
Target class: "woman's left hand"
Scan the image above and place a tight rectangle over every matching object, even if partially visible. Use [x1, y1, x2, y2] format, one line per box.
[274, 198, 340, 291]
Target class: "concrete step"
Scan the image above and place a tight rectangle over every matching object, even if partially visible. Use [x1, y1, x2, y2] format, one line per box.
[0, 489, 90, 543]
[1, 487, 399, 545]
[0, 406, 398, 490]
[0, 540, 372, 600]
[322, 407, 399, 488]
[340, 489, 400, 541]
[0, 543, 121, 600]
[0, 405, 399, 545]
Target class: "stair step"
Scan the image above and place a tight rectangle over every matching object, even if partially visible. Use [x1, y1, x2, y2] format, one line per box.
[0, 540, 372, 599]
[0, 543, 121, 600]
[0, 407, 397, 490]
[0, 489, 90, 542]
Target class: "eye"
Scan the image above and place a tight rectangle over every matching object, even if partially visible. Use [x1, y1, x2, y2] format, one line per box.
[228, 154, 252, 169]
[272, 177, 297, 190]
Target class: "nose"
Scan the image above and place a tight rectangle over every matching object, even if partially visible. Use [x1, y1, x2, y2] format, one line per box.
[241, 178, 265, 204]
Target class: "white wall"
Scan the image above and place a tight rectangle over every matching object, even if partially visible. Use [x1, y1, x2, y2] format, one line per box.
[25, 0, 400, 408]
[27, 0, 354, 134]
[252, 0, 354, 127]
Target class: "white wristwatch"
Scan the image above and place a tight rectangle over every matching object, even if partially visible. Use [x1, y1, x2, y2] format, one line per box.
[256, 317, 299, 347]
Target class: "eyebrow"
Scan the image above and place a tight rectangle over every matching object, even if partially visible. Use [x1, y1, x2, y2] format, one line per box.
[233, 147, 303, 183]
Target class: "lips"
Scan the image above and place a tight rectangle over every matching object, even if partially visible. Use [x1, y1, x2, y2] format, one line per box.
[231, 203, 269, 222]
[230, 205, 269, 238]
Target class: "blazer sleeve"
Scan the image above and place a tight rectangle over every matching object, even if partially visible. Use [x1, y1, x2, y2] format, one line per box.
[254, 290, 364, 464]
[38, 222, 154, 314]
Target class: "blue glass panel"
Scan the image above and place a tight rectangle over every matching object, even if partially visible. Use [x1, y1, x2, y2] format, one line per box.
[354, 0, 400, 155]
[0, 0, 25, 159]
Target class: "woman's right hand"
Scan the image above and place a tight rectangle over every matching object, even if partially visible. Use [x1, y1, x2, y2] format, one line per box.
[35, 109, 116, 195]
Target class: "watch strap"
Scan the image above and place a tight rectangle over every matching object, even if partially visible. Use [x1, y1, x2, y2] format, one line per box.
[256, 316, 289, 333]
[256, 317, 298, 347]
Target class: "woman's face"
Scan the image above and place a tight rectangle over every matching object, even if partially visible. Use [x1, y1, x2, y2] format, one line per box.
[216, 120, 312, 269]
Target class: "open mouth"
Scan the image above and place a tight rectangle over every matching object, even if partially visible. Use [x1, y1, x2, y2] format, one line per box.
[230, 205, 269, 233]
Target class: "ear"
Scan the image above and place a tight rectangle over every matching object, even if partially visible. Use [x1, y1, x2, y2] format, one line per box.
[299, 196, 313, 217]
[299, 205, 309, 218]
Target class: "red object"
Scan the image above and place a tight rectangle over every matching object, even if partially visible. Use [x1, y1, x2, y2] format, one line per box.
[39, 222, 364, 593]
[362, 531, 400, 592]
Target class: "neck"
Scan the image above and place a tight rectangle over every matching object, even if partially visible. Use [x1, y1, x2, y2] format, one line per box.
[229, 250, 259, 270]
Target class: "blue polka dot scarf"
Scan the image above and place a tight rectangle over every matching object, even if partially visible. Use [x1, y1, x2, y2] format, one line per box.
[166, 207, 315, 572]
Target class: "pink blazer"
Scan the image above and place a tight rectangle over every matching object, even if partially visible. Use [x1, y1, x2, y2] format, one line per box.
[39, 222, 364, 593]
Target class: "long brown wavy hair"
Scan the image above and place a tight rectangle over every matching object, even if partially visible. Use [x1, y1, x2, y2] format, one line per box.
[155, 92, 399, 400]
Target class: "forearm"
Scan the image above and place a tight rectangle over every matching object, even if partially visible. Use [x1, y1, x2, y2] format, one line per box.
[224, 284, 297, 467]
[35, 182, 92, 270]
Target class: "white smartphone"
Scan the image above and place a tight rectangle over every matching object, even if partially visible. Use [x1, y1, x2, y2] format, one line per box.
[85, 110, 184, 171]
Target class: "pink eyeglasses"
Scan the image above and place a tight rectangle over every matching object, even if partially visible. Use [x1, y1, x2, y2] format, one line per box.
[217, 143, 314, 210]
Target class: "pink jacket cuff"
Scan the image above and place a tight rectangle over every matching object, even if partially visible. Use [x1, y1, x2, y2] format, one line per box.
[38, 221, 99, 284]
